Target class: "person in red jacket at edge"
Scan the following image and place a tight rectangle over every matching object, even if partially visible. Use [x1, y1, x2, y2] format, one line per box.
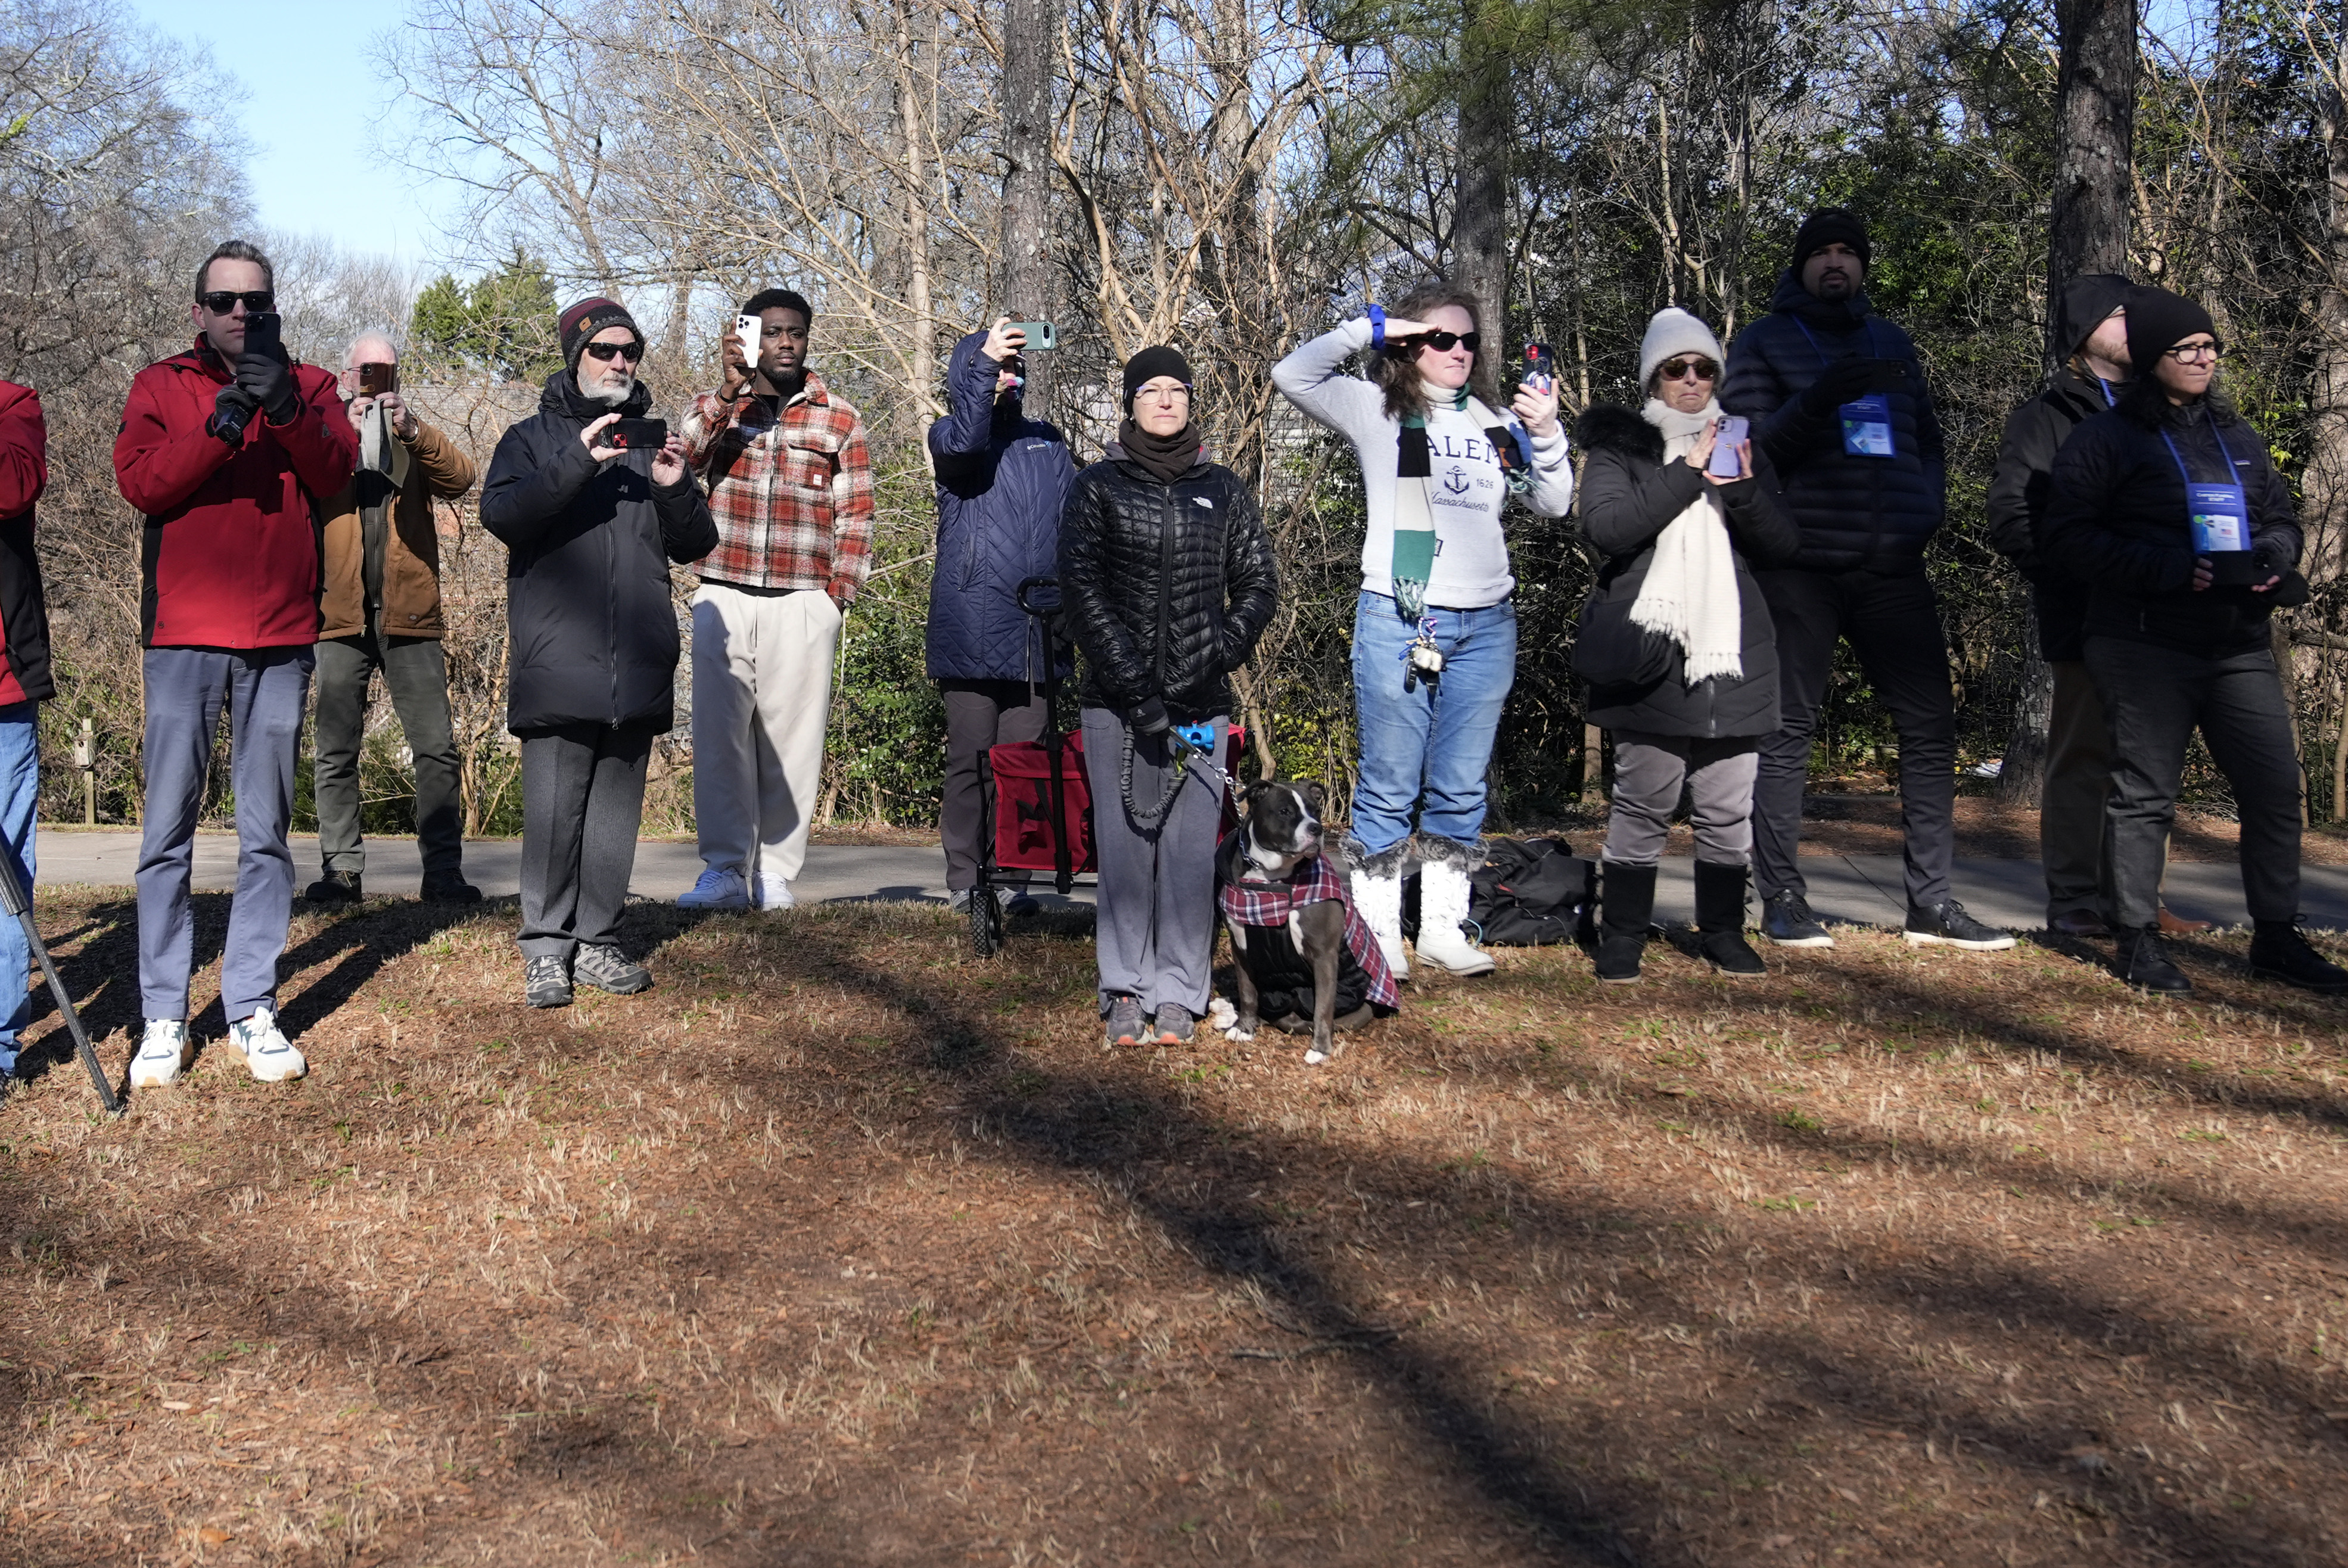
[113, 239, 356, 1091]
[0, 379, 52, 1100]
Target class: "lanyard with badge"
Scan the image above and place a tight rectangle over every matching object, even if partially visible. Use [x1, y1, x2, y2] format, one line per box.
[1795, 319, 1896, 458]
[2158, 420, 2253, 584]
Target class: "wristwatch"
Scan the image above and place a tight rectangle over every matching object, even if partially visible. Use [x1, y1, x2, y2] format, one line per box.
[1367, 302, 1385, 349]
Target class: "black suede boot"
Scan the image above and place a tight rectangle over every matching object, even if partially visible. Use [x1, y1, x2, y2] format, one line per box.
[1594, 861, 1657, 984]
[1694, 860, 1767, 977]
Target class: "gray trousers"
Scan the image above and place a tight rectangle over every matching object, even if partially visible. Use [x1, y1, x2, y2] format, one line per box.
[2085, 636, 2301, 930]
[2042, 659, 2114, 922]
[518, 722, 652, 960]
[1603, 731, 1760, 866]
[313, 631, 465, 878]
[137, 645, 313, 1023]
[1080, 707, 1224, 1016]
[941, 680, 1049, 891]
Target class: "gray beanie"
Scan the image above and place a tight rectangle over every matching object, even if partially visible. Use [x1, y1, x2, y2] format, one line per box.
[1638, 307, 1727, 391]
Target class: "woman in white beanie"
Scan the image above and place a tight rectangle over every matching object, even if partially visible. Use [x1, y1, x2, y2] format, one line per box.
[1572, 307, 1800, 982]
[1271, 281, 1573, 979]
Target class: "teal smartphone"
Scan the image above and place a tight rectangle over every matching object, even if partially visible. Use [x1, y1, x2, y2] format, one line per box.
[1010, 320, 1056, 350]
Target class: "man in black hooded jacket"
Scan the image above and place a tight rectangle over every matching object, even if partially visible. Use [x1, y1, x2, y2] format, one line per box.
[481, 297, 718, 1009]
[1722, 207, 2011, 954]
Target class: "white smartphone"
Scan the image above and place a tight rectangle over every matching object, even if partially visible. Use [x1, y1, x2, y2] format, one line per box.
[736, 313, 761, 361]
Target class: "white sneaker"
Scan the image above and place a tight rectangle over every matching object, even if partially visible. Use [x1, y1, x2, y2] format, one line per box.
[678, 867, 751, 910]
[130, 1019, 188, 1089]
[230, 1004, 307, 1082]
[755, 875, 795, 911]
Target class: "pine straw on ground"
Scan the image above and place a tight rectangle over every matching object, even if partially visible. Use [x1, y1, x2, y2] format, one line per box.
[4, 891, 2348, 1566]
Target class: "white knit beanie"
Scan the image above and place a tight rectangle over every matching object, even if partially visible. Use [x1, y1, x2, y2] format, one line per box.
[1637, 307, 1727, 391]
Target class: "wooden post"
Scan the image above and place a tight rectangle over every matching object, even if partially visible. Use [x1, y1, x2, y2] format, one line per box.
[73, 716, 94, 826]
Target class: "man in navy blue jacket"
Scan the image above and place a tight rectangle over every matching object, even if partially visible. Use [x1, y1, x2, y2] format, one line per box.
[927, 319, 1076, 912]
[1722, 208, 2012, 955]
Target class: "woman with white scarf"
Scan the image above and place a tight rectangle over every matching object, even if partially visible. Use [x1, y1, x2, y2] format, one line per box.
[1272, 282, 1573, 979]
[1573, 307, 1799, 982]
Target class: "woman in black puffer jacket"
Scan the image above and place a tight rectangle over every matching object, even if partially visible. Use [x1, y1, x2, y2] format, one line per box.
[1575, 308, 1799, 985]
[1059, 346, 1279, 1049]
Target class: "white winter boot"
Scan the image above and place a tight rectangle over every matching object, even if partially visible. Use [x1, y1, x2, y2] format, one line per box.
[1346, 838, 1409, 983]
[1414, 841, 1497, 976]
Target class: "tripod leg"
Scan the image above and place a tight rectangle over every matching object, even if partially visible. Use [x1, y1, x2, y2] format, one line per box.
[0, 847, 119, 1115]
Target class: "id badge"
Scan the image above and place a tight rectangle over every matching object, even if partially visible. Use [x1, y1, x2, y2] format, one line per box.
[1839, 394, 1895, 458]
[2187, 482, 2249, 554]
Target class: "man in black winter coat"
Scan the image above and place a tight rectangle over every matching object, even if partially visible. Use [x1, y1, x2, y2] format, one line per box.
[481, 297, 718, 1009]
[1722, 207, 2013, 954]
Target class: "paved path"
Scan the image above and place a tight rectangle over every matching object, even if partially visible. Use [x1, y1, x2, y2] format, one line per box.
[27, 828, 2348, 931]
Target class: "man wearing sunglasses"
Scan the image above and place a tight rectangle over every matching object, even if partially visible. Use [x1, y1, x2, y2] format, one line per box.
[481, 297, 717, 1008]
[306, 333, 482, 910]
[1722, 207, 2012, 955]
[114, 239, 359, 1088]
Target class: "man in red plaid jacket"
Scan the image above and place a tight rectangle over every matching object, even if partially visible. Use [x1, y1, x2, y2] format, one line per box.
[677, 288, 875, 911]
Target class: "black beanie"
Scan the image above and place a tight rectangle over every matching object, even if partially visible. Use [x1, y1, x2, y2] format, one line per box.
[2123, 287, 2218, 372]
[2057, 273, 2133, 358]
[559, 295, 645, 370]
[1791, 207, 1871, 274]
[1122, 346, 1193, 412]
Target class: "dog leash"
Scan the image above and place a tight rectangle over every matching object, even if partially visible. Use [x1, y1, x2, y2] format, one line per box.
[1120, 724, 1239, 826]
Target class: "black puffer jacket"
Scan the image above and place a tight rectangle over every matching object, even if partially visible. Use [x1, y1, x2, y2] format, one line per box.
[1719, 270, 1946, 574]
[1058, 443, 1279, 721]
[1985, 366, 2117, 662]
[481, 372, 719, 733]
[2041, 385, 2300, 657]
[1574, 405, 1802, 738]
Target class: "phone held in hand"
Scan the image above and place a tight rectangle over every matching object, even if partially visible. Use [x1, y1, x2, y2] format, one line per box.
[609, 417, 668, 451]
[1521, 340, 1556, 393]
[242, 312, 282, 360]
[1865, 357, 1911, 394]
[356, 361, 397, 396]
[1708, 415, 1749, 478]
[1009, 321, 1056, 350]
[736, 313, 761, 359]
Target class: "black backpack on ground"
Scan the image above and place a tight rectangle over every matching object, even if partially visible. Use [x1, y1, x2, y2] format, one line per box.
[1402, 836, 1596, 947]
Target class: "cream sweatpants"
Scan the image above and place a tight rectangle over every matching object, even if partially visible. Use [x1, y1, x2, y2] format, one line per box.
[689, 583, 842, 886]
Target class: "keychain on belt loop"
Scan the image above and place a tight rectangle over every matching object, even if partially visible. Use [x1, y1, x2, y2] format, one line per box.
[1401, 614, 1444, 693]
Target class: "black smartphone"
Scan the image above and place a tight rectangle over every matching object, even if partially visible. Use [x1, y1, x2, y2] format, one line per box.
[242, 312, 282, 360]
[609, 417, 668, 450]
[1522, 340, 1556, 391]
[1865, 357, 1912, 393]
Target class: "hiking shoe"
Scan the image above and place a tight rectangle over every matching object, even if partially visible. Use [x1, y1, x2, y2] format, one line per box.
[754, 874, 795, 911]
[1904, 900, 2016, 951]
[421, 872, 483, 904]
[1152, 1003, 1196, 1045]
[2118, 928, 2191, 994]
[1104, 993, 1145, 1049]
[2249, 925, 2348, 993]
[1761, 889, 1833, 948]
[574, 944, 651, 995]
[304, 870, 361, 906]
[130, 1019, 188, 1088]
[230, 1004, 307, 1082]
[524, 956, 573, 1009]
[677, 867, 750, 910]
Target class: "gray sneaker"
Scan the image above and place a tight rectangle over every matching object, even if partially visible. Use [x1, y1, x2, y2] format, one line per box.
[524, 956, 572, 1009]
[1152, 1003, 1196, 1046]
[1104, 993, 1146, 1049]
[574, 943, 652, 995]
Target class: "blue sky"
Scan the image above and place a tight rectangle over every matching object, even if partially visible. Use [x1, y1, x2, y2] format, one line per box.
[125, 0, 450, 269]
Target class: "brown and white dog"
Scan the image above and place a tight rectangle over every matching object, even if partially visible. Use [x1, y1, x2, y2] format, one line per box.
[1217, 780, 1389, 1066]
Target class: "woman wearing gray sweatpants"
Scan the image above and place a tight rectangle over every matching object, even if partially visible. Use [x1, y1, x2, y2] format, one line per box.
[1058, 346, 1279, 1047]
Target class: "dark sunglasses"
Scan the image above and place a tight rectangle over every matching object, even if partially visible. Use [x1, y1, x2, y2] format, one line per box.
[197, 290, 275, 314]
[1413, 331, 1481, 353]
[1659, 356, 1720, 381]
[582, 339, 645, 363]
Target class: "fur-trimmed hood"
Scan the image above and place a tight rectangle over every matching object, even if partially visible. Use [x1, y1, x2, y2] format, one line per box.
[1572, 403, 1665, 465]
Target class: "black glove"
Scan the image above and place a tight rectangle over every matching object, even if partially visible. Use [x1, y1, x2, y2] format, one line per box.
[235, 351, 301, 425]
[2250, 535, 2296, 580]
[1797, 357, 1879, 418]
[1127, 695, 1170, 736]
[207, 384, 260, 445]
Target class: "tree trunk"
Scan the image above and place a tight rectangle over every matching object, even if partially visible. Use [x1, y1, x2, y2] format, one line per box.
[2002, 0, 2138, 807]
[1453, 1, 1509, 340]
[2303, 26, 2348, 593]
[999, 0, 1056, 409]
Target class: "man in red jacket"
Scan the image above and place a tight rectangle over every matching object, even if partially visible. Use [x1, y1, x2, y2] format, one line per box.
[0, 379, 52, 1097]
[113, 239, 356, 1090]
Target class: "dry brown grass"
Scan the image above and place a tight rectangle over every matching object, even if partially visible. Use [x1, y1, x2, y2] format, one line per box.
[3, 889, 2347, 1565]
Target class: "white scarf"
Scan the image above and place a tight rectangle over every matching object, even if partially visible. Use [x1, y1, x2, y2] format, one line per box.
[1629, 396, 1742, 684]
[359, 398, 411, 487]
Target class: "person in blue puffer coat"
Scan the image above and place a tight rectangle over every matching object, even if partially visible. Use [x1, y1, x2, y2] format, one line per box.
[927, 319, 1077, 910]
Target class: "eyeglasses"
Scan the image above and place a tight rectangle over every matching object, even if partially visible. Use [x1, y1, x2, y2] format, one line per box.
[1413, 331, 1481, 353]
[1659, 356, 1719, 381]
[2164, 339, 2225, 363]
[197, 291, 275, 315]
[1135, 384, 1191, 403]
[582, 340, 645, 363]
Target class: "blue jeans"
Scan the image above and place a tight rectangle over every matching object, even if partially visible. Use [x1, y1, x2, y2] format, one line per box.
[0, 705, 37, 1075]
[1348, 590, 1517, 856]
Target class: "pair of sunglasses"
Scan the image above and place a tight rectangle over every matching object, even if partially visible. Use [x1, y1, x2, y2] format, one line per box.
[197, 290, 275, 314]
[582, 339, 645, 363]
[1411, 330, 1481, 353]
[1659, 356, 1720, 381]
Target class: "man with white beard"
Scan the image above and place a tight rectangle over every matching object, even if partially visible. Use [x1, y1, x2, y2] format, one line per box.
[480, 297, 717, 1007]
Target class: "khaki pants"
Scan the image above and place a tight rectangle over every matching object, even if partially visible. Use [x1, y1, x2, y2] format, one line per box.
[689, 584, 842, 886]
[2041, 659, 2114, 922]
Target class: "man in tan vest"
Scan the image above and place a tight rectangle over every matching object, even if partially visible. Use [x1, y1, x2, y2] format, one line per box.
[306, 332, 480, 904]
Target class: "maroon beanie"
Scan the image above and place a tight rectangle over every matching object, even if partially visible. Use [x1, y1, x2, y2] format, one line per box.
[559, 296, 643, 369]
